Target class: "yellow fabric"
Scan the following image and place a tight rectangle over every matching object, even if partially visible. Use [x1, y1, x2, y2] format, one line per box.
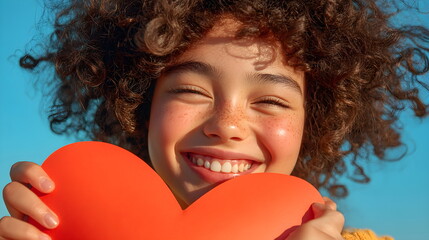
[342, 229, 393, 240]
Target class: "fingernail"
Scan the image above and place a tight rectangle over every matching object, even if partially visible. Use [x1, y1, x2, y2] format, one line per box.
[39, 233, 51, 240]
[40, 178, 54, 192]
[312, 202, 324, 210]
[44, 212, 59, 228]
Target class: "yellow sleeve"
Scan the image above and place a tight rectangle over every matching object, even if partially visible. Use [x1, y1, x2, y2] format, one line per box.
[342, 229, 394, 240]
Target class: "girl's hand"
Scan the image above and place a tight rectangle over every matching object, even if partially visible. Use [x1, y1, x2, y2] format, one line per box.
[0, 161, 58, 240]
[286, 197, 345, 240]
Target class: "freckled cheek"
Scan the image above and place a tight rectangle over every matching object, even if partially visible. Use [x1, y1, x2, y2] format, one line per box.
[259, 116, 304, 173]
[149, 102, 205, 144]
[266, 122, 303, 151]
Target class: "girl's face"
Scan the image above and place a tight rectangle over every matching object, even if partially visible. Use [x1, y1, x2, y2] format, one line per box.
[148, 20, 306, 207]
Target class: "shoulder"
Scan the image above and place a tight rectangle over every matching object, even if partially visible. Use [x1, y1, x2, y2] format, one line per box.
[342, 229, 394, 240]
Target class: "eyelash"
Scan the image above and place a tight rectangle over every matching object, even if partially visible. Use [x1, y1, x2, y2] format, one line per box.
[168, 86, 208, 96]
[168, 87, 289, 108]
[256, 98, 290, 109]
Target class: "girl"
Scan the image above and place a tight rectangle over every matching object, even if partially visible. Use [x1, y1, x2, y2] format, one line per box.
[1, 0, 428, 239]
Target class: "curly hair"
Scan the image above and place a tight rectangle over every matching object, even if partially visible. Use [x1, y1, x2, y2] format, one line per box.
[20, 0, 429, 197]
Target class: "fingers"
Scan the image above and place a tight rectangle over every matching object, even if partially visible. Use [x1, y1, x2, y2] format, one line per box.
[311, 202, 345, 234]
[10, 162, 55, 194]
[0, 216, 51, 240]
[322, 197, 337, 211]
[284, 197, 345, 240]
[286, 201, 345, 240]
[3, 182, 59, 229]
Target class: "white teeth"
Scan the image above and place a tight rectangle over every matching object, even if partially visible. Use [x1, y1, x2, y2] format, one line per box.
[210, 161, 222, 172]
[221, 162, 232, 173]
[197, 158, 204, 166]
[232, 164, 238, 173]
[204, 160, 210, 169]
[245, 164, 250, 171]
[238, 163, 244, 172]
[189, 154, 253, 174]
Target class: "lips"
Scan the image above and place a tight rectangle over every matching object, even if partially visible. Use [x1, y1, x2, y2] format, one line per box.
[182, 149, 261, 184]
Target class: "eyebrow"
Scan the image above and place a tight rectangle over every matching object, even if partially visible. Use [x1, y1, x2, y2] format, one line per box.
[162, 61, 221, 80]
[247, 72, 303, 96]
[162, 61, 302, 95]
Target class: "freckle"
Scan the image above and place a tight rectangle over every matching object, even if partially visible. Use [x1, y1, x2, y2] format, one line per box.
[218, 105, 246, 128]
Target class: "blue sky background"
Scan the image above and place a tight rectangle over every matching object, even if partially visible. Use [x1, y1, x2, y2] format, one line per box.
[1, 1, 428, 239]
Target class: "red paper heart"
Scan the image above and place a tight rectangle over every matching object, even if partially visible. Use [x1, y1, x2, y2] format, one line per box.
[31, 141, 322, 239]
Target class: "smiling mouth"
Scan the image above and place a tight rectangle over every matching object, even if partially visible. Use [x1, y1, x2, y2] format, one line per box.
[185, 152, 253, 174]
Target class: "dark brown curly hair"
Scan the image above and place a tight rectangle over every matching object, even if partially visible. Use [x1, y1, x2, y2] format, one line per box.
[20, 0, 429, 197]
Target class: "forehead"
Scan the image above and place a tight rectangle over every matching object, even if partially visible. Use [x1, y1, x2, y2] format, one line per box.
[179, 18, 289, 71]
[172, 18, 304, 86]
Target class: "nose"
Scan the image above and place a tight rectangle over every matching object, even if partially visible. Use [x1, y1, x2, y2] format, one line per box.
[203, 103, 249, 142]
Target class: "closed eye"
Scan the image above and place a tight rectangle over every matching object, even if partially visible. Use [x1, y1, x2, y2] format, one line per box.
[255, 97, 290, 109]
[167, 86, 211, 97]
